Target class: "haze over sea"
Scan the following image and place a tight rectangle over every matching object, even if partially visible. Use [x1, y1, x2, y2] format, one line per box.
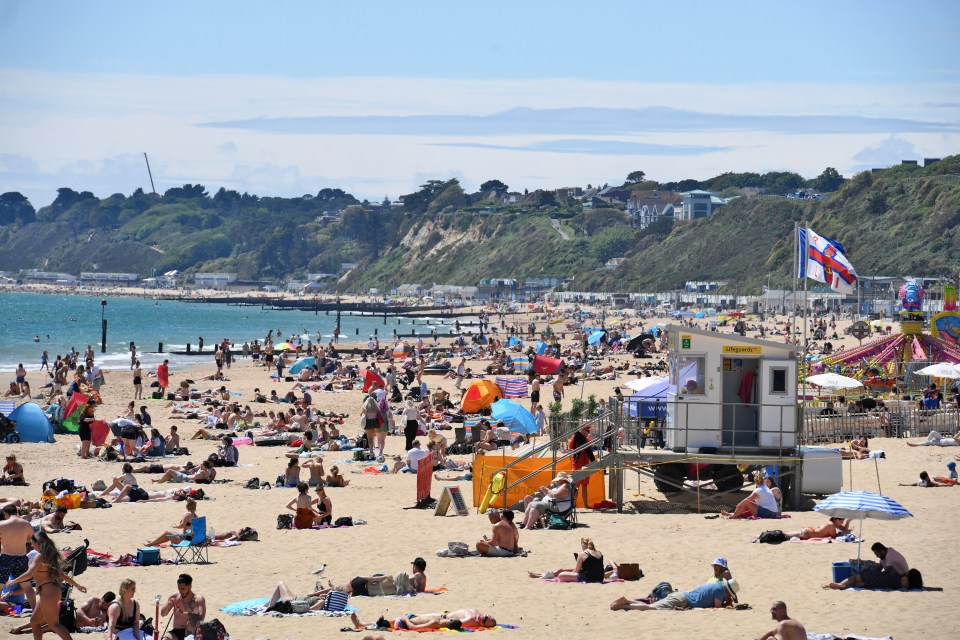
[0, 292, 459, 373]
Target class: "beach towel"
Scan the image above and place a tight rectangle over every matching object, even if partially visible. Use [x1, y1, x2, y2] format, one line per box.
[220, 597, 357, 617]
[540, 578, 624, 584]
[787, 537, 862, 544]
[391, 623, 518, 633]
[351, 587, 448, 598]
[845, 586, 942, 592]
[807, 634, 893, 640]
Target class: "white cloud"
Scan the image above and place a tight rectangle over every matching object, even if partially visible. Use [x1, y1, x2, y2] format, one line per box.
[0, 68, 957, 207]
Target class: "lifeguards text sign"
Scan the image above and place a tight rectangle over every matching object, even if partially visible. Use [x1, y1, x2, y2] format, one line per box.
[722, 345, 762, 355]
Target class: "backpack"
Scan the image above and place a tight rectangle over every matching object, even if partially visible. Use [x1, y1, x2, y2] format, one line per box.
[237, 527, 259, 542]
[546, 513, 569, 530]
[757, 529, 787, 544]
[43, 478, 75, 493]
[649, 581, 674, 602]
[197, 618, 229, 640]
[353, 449, 373, 462]
[333, 516, 353, 527]
[277, 514, 293, 530]
[58, 598, 77, 633]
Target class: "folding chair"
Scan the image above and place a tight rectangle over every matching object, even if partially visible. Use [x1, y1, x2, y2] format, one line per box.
[454, 427, 467, 445]
[172, 516, 210, 564]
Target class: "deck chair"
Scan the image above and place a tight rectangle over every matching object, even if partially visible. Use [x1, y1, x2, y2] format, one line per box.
[172, 516, 210, 564]
[454, 427, 467, 444]
[540, 482, 578, 528]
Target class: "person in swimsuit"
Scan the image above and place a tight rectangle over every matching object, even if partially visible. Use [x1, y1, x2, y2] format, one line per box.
[78, 398, 97, 459]
[6, 530, 87, 640]
[283, 458, 301, 488]
[132, 361, 143, 401]
[526, 537, 604, 583]
[783, 517, 852, 540]
[287, 482, 318, 529]
[106, 578, 143, 640]
[161, 573, 205, 640]
[312, 485, 332, 526]
[145, 499, 198, 547]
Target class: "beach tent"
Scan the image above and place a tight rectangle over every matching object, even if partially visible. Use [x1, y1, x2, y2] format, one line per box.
[535, 341, 548, 355]
[362, 369, 385, 393]
[288, 357, 315, 375]
[461, 379, 502, 413]
[508, 336, 523, 348]
[588, 331, 606, 345]
[531, 354, 565, 376]
[626, 334, 656, 352]
[490, 399, 538, 434]
[8, 403, 55, 443]
[61, 392, 90, 434]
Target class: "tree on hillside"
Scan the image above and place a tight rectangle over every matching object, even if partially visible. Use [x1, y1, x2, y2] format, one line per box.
[428, 179, 466, 213]
[401, 180, 450, 214]
[590, 227, 635, 264]
[0, 192, 36, 225]
[479, 179, 509, 196]
[533, 190, 559, 208]
[163, 184, 208, 200]
[624, 170, 646, 185]
[811, 167, 845, 193]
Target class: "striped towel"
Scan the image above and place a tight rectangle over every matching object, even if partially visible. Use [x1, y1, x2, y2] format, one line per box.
[496, 377, 528, 398]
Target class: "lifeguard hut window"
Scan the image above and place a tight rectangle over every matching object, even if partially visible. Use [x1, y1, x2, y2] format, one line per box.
[770, 367, 788, 395]
[675, 354, 706, 395]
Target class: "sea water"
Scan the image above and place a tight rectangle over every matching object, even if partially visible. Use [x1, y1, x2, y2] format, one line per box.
[0, 292, 467, 373]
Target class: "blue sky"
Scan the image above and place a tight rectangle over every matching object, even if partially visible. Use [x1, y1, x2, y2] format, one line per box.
[1, 0, 958, 206]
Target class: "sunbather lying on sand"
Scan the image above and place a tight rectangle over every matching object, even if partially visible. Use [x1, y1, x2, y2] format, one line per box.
[349, 608, 496, 630]
[782, 517, 852, 540]
[112, 488, 190, 503]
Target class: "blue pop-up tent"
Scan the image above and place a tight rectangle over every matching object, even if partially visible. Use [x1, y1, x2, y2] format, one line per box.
[8, 403, 55, 443]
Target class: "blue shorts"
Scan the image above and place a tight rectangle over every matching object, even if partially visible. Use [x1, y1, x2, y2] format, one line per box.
[757, 506, 778, 519]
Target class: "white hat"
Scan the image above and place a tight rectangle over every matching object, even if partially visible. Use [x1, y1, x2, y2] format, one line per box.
[711, 556, 728, 569]
[723, 578, 740, 597]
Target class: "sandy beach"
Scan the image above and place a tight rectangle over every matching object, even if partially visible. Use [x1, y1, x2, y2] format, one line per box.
[0, 309, 955, 640]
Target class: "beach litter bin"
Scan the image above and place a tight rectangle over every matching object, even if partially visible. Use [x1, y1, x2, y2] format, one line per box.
[831, 561, 851, 583]
[137, 547, 161, 566]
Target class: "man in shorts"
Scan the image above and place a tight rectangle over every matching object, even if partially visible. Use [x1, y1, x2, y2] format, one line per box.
[610, 578, 739, 611]
[476, 509, 520, 557]
[0, 504, 37, 610]
[161, 573, 205, 640]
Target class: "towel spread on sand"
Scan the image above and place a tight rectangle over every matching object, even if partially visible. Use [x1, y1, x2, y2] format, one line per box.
[540, 578, 624, 584]
[220, 597, 357, 617]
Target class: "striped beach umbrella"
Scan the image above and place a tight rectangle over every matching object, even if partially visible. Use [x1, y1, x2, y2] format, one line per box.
[814, 490, 912, 561]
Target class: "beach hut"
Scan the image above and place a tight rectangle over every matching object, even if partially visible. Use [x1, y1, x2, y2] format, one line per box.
[8, 403, 55, 443]
[461, 380, 502, 413]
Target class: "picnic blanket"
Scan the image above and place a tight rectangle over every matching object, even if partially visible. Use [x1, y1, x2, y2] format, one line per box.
[220, 597, 356, 617]
[787, 536, 862, 544]
[845, 586, 942, 592]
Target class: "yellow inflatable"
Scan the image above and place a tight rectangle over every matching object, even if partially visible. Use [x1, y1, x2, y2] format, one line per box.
[478, 471, 506, 514]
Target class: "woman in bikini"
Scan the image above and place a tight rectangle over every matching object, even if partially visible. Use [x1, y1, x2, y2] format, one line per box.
[286, 482, 318, 529]
[6, 530, 87, 640]
[312, 484, 333, 525]
[106, 578, 143, 640]
[784, 517, 852, 540]
[145, 499, 198, 547]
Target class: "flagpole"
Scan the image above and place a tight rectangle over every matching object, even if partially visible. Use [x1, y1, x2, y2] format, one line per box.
[792, 222, 798, 340]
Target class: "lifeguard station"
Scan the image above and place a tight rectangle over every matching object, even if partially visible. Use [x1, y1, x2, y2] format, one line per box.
[477, 324, 841, 515]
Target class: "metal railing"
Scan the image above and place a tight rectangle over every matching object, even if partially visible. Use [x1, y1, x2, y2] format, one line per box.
[616, 397, 798, 455]
[480, 408, 619, 511]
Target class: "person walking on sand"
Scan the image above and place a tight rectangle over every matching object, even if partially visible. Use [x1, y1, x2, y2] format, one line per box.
[758, 601, 806, 640]
[156, 360, 170, 397]
[132, 360, 143, 401]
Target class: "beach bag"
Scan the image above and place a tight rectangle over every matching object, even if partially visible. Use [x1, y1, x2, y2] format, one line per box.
[546, 513, 569, 530]
[151, 391, 163, 399]
[334, 516, 353, 527]
[290, 600, 311, 614]
[197, 618, 228, 640]
[277, 514, 293, 530]
[243, 477, 260, 490]
[353, 449, 373, 462]
[58, 597, 77, 633]
[237, 527, 259, 541]
[649, 581, 674, 602]
[43, 478, 75, 493]
[448, 541, 469, 557]
[618, 563, 643, 581]
[757, 529, 787, 544]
